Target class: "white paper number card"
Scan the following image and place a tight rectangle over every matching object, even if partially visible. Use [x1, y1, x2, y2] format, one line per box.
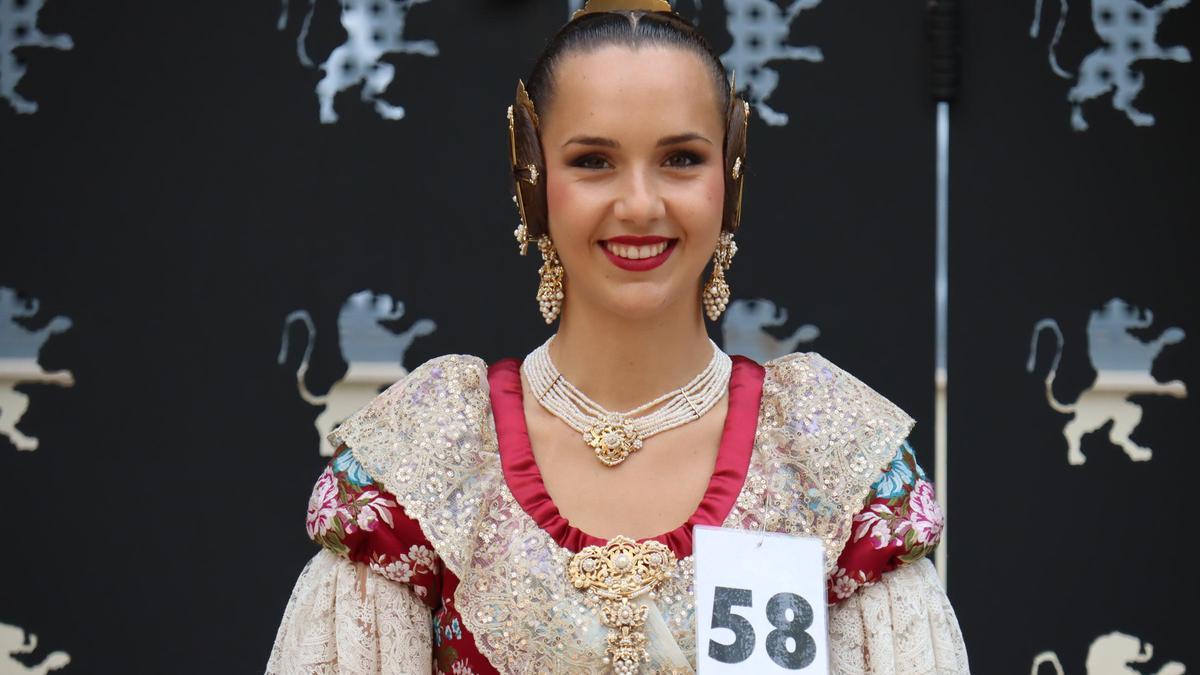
[694, 525, 829, 674]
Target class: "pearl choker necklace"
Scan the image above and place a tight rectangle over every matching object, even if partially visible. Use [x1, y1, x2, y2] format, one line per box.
[521, 335, 733, 467]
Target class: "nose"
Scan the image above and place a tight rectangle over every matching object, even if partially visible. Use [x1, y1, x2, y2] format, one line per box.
[612, 165, 667, 226]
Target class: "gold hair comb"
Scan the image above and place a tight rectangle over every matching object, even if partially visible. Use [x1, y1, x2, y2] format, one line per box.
[571, 0, 674, 21]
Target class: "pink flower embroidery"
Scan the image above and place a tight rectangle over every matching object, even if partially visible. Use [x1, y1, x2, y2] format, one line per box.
[347, 489, 397, 534]
[896, 480, 944, 545]
[852, 503, 902, 549]
[371, 556, 417, 583]
[831, 569, 860, 600]
[306, 468, 343, 539]
[368, 546, 438, 585]
[405, 544, 437, 572]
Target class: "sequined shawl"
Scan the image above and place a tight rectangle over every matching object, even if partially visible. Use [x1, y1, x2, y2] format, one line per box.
[328, 352, 914, 673]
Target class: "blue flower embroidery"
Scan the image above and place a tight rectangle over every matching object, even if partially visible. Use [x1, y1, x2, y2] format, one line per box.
[871, 441, 919, 500]
[333, 449, 374, 488]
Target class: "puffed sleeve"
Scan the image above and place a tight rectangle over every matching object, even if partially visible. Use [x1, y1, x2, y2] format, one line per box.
[266, 444, 439, 674]
[826, 441, 970, 673]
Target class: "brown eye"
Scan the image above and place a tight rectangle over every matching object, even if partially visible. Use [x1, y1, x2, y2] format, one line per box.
[664, 151, 703, 168]
[571, 154, 611, 170]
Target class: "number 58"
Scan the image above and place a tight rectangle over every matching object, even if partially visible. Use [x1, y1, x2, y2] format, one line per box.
[708, 586, 817, 670]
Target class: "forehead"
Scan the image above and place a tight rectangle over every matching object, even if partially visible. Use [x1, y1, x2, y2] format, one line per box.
[541, 45, 724, 141]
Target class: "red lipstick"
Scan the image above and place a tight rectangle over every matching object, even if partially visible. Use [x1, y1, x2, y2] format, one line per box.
[599, 236, 677, 272]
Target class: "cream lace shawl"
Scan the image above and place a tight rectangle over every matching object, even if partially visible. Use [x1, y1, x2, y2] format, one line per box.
[267, 353, 970, 674]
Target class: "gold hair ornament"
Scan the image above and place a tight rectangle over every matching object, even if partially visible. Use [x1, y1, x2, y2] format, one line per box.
[571, 0, 675, 21]
[507, 83, 543, 256]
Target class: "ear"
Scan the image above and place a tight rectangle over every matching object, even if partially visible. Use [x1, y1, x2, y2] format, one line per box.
[508, 80, 549, 240]
[723, 84, 749, 233]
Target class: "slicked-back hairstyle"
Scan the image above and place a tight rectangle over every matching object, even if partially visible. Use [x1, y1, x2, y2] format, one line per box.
[525, 11, 731, 121]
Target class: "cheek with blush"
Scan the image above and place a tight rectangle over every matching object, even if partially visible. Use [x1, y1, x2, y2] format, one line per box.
[693, 170, 725, 241]
[544, 173, 570, 237]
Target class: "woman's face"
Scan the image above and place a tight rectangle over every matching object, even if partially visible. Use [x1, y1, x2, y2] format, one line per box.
[540, 45, 726, 323]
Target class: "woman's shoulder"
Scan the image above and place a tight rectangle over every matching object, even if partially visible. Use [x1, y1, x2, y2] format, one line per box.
[762, 351, 907, 405]
[757, 350, 915, 448]
[397, 353, 491, 389]
[325, 353, 493, 455]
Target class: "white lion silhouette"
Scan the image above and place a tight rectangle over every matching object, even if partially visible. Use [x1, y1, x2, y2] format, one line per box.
[0, 622, 70, 674]
[1030, 0, 1192, 131]
[0, 288, 74, 452]
[0, 0, 74, 114]
[1033, 631, 1186, 675]
[1027, 298, 1186, 465]
[278, 290, 435, 456]
[721, 0, 824, 126]
[721, 298, 819, 362]
[278, 0, 439, 123]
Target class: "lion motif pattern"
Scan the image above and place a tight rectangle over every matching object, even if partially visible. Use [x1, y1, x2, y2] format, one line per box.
[1032, 631, 1186, 675]
[721, 0, 824, 127]
[567, 0, 820, 126]
[721, 298, 819, 362]
[0, 287, 74, 452]
[278, 290, 435, 456]
[1026, 298, 1187, 465]
[0, 623, 70, 674]
[0, 0, 73, 114]
[278, 0, 439, 123]
[1030, 0, 1192, 131]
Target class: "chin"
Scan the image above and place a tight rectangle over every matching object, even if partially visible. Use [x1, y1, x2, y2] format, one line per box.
[601, 284, 695, 320]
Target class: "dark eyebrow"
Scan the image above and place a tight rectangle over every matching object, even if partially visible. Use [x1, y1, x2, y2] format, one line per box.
[563, 135, 619, 149]
[561, 132, 713, 149]
[656, 132, 712, 147]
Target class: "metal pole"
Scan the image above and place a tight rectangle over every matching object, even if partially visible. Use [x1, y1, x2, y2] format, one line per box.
[935, 101, 950, 587]
[927, 0, 958, 589]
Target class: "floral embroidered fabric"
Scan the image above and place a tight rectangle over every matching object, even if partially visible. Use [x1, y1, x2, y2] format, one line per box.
[267, 352, 967, 674]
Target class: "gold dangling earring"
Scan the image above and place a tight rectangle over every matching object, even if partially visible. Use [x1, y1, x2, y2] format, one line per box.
[703, 230, 737, 322]
[536, 235, 564, 324]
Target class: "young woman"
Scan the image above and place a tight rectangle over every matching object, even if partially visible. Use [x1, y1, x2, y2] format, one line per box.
[266, 2, 969, 672]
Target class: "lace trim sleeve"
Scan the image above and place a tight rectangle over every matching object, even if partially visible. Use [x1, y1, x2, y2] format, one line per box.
[829, 440, 944, 603]
[265, 549, 433, 674]
[306, 443, 442, 605]
[827, 558, 970, 674]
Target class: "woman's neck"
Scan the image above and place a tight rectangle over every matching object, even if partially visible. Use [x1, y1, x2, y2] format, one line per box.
[545, 296, 715, 412]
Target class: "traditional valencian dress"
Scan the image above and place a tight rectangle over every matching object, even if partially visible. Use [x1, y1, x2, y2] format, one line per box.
[266, 353, 970, 673]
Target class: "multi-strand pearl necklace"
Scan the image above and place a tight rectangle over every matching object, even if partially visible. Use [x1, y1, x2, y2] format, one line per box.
[522, 336, 732, 467]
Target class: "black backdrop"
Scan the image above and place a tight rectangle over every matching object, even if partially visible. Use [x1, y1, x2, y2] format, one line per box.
[948, 0, 1198, 671]
[0, 0, 1193, 672]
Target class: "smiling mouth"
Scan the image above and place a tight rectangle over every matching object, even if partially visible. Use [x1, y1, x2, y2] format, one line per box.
[602, 240, 671, 259]
[598, 237, 678, 271]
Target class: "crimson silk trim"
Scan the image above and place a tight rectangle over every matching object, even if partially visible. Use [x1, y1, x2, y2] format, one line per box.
[487, 355, 766, 558]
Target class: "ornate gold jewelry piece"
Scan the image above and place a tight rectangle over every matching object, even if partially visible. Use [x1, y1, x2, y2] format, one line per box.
[567, 536, 677, 673]
[731, 156, 743, 180]
[703, 231, 737, 321]
[585, 416, 643, 467]
[536, 236, 565, 324]
[522, 335, 732, 467]
[571, 0, 674, 21]
[506, 83, 543, 250]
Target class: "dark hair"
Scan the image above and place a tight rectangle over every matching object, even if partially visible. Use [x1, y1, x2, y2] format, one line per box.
[525, 11, 731, 120]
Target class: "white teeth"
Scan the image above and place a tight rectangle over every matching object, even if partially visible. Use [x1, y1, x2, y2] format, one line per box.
[604, 241, 669, 260]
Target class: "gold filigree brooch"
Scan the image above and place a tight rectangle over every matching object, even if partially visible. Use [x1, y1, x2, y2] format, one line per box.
[567, 536, 677, 673]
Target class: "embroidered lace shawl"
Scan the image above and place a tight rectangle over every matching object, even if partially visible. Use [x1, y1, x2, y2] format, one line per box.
[266, 352, 970, 674]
